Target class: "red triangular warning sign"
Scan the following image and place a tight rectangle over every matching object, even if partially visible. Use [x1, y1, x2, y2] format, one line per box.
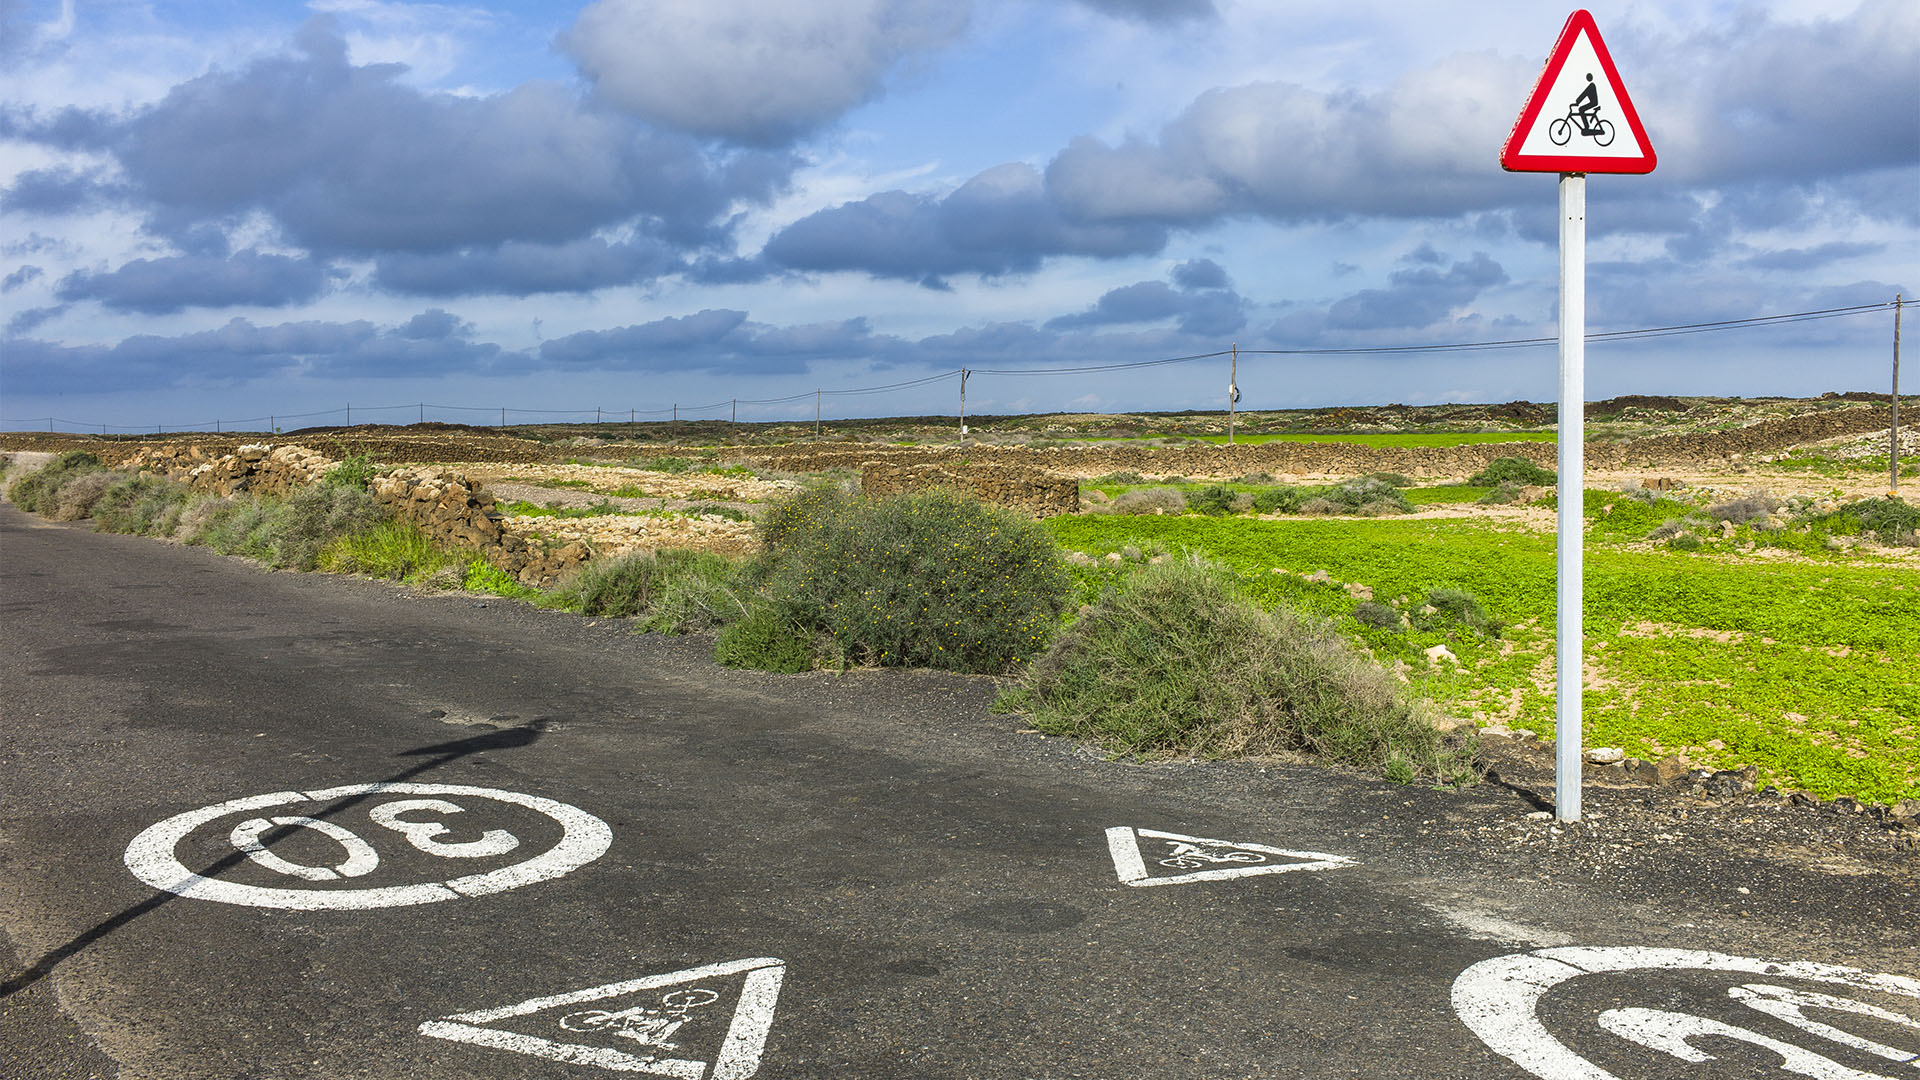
[1501, 10, 1656, 174]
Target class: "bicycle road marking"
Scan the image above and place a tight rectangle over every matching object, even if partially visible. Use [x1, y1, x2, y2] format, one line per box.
[124, 783, 612, 910]
[1105, 826, 1355, 887]
[419, 957, 786, 1078]
[1452, 946, 1920, 1080]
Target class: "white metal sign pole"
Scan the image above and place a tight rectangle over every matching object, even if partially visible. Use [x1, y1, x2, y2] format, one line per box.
[1556, 172, 1586, 823]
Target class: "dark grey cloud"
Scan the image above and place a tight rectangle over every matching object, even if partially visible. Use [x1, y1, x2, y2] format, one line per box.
[1170, 258, 1228, 290]
[4, 304, 66, 336]
[397, 309, 468, 340]
[1047, 262, 1247, 335]
[540, 308, 891, 374]
[0, 166, 126, 215]
[562, 0, 968, 146]
[1048, 282, 1188, 329]
[373, 237, 683, 297]
[9, 20, 791, 261]
[1, 265, 43, 291]
[1, 312, 513, 394]
[0, 104, 117, 150]
[55, 250, 331, 313]
[1326, 252, 1507, 330]
[764, 163, 1167, 284]
[1655, 0, 1919, 187]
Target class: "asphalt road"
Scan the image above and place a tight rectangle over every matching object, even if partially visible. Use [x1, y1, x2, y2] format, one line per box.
[2, 502, 1915, 1080]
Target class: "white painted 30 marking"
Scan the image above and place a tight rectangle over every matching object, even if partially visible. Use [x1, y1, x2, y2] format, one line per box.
[1452, 946, 1920, 1080]
[1105, 826, 1354, 887]
[125, 783, 611, 910]
[420, 957, 785, 1078]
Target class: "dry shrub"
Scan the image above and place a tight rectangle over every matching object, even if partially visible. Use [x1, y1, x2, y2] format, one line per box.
[50, 470, 116, 521]
[1103, 487, 1187, 516]
[1008, 556, 1473, 783]
[1707, 490, 1778, 525]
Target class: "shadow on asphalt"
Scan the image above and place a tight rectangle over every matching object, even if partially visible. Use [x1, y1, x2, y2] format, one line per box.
[1482, 769, 1554, 813]
[0, 724, 546, 999]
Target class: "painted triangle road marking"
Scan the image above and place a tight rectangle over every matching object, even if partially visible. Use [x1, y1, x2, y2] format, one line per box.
[1501, 9, 1656, 174]
[1105, 827, 1355, 888]
[419, 957, 785, 1078]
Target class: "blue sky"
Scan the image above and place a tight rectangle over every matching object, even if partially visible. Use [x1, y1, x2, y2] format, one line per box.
[1, 0, 1914, 431]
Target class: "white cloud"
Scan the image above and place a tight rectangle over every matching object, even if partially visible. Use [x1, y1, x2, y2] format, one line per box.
[561, 0, 970, 145]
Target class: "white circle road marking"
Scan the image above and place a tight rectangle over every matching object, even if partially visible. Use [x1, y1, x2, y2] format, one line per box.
[125, 783, 612, 910]
[1452, 946, 1920, 1080]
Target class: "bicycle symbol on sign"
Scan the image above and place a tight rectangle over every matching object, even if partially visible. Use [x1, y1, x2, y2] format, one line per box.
[1548, 73, 1616, 147]
[558, 988, 721, 1049]
[1157, 840, 1270, 870]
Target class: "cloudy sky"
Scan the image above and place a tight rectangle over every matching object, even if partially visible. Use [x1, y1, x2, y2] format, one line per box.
[1, 0, 1914, 431]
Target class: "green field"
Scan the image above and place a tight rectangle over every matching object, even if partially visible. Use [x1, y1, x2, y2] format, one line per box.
[1188, 431, 1557, 447]
[1044, 508, 1920, 804]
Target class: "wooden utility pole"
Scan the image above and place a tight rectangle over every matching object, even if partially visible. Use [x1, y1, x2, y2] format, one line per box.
[959, 368, 970, 442]
[1228, 343, 1239, 446]
[815, 389, 821, 439]
[1895, 293, 1904, 496]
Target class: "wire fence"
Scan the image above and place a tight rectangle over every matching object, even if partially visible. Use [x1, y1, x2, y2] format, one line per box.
[2, 301, 1900, 435]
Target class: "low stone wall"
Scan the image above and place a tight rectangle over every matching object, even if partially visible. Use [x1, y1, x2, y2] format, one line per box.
[1586, 405, 1896, 468]
[127, 443, 337, 497]
[861, 461, 1079, 517]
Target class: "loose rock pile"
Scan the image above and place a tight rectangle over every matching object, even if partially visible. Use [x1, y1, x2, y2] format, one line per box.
[127, 443, 337, 497]
[366, 465, 590, 586]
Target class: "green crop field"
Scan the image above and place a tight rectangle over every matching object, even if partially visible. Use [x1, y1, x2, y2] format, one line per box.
[1045, 507, 1920, 804]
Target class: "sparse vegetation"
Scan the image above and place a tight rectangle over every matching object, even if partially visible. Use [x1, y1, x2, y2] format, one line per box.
[1468, 456, 1555, 487]
[322, 451, 379, 490]
[317, 519, 452, 581]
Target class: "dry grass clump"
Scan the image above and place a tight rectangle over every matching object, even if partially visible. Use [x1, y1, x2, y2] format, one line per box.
[49, 470, 116, 521]
[1099, 487, 1188, 515]
[1004, 556, 1475, 784]
[1707, 490, 1779, 525]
